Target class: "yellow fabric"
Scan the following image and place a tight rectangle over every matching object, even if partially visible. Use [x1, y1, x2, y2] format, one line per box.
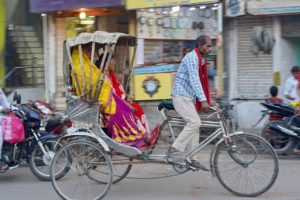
[71, 47, 116, 114]
[0, 1, 5, 86]
[289, 101, 300, 108]
[70, 47, 146, 146]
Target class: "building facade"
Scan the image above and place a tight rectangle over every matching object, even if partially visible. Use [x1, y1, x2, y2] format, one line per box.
[29, 0, 222, 112]
[224, 0, 300, 128]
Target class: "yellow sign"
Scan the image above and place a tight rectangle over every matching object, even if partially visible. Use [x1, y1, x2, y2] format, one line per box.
[126, 0, 218, 9]
[133, 73, 172, 100]
[273, 71, 281, 86]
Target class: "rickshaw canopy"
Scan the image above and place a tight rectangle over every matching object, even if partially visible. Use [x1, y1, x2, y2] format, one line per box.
[65, 31, 136, 47]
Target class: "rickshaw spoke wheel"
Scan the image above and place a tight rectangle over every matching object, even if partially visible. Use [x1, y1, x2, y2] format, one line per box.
[50, 140, 113, 200]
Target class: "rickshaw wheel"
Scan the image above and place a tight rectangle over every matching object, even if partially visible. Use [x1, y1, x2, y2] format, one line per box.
[50, 140, 113, 200]
[88, 152, 133, 184]
[110, 153, 132, 184]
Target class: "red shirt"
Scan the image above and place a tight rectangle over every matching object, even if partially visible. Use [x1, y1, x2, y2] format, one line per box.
[265, 97, 283, 121]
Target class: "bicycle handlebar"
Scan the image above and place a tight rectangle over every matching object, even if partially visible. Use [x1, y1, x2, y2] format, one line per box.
[206, 106, 223, 119]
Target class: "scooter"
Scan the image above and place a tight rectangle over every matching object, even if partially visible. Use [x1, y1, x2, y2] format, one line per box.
[253, 102, 295, 155]
[267, 115, 300, 155]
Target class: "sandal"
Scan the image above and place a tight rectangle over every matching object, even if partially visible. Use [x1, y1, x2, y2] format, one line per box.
[0, 161, 8, 171]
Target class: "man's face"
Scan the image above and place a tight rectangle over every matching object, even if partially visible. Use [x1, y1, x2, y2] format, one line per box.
[293, 71, 299, 79]
[198, 39, 212, 56]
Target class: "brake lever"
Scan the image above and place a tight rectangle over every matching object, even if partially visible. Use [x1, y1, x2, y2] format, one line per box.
[206, 106, 220, 118]
[210, 106, 219, 111]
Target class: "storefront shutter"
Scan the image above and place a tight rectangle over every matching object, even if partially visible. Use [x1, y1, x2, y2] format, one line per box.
[282, 15, 300, 37]
[236, 16, 273, 99]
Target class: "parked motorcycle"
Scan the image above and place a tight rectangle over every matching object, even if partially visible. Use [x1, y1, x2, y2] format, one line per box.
[254, 102, 295, 154]
[1, 93, 71, 181]
[267, 115, 300, 155]
[26, 99, 56, 126]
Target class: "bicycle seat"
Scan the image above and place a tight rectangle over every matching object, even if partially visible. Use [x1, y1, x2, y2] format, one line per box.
[158, 100, 175, 111]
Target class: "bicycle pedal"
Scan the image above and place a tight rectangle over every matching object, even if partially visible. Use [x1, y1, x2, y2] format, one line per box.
[188, 160, 209, 172]
[9, 164, 19, 170]
[189, 165, 200, 172]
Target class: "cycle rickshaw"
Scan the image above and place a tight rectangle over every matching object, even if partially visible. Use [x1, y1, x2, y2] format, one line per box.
[50, 31, 279, 200]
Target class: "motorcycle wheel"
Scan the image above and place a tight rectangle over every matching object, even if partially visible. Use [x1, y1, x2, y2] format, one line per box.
[29, 139, 70, 181]
[260, 121, 296, 155]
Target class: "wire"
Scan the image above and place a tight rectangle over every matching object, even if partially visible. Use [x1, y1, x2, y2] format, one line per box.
[115, 172, 184, 180]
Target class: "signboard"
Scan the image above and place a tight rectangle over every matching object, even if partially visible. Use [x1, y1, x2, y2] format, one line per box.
[29, 0, 123, 13]
[273, 72, 281, 86]
[133, 73, 172, 100]
[247, 0, 300, 15]
[224, 0, 245, 17]
[134, 64, 176, 74]
[137, 7, 218, 39]
[126, 0, 218, 10]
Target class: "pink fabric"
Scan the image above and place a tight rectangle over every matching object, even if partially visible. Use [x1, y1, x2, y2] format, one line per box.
[2, 113, 25, 143]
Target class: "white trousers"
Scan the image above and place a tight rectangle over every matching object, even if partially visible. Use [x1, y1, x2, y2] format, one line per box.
[171, 95, 201, 153]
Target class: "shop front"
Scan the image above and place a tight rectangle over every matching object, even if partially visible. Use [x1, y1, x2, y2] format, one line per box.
[126, 0, 222, 101]
[29, 0, 134, 109]
[223, 0, 300, 129]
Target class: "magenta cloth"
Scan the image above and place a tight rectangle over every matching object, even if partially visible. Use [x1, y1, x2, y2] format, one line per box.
[105, 92, 147, 148]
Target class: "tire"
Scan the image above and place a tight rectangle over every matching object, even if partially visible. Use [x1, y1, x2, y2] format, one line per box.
[213, 133, 279, 197]
[50, 140, 113, 200]
[29, 139, 69, 181]
[110, 153, 132, 184]
[86, 152, 132, 185]
[260, 121, 295, 155]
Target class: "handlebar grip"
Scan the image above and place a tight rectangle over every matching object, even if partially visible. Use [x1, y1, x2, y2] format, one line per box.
[209, 106, 219, 111]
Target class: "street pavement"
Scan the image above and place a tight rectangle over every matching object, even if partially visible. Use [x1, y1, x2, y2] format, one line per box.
[0, 131, 299, 200]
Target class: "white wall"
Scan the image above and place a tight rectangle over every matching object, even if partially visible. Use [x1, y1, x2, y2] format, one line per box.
[235, 101, 267, 129]
[273, 17, 298, 102]
[224, 16, 300, 129]
[7, 88, 45, 103]
[277, 39, 297, 99]
[226, 19, 238, 99]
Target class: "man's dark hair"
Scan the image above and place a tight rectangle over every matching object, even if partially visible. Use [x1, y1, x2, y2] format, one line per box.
[195, 35, 210, 47]
[269, 86, 278, 97]
[291, 65, 300, 74]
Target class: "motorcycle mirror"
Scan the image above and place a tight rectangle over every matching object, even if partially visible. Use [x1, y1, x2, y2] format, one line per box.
[17, 94, 21, 104]
[13, 91, 18, 102]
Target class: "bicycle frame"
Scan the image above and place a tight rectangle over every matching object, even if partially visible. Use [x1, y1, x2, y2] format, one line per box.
[159, 108, 219, 142]
[142, 107, 239, 172]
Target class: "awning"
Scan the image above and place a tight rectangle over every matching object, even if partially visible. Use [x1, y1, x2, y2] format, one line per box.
[225, 0, 300, 17]
[224, 0, 246, 17]
[247, 0, 300, 15]
[29, 0, 124, 13]
[126, 0, 219, 10]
